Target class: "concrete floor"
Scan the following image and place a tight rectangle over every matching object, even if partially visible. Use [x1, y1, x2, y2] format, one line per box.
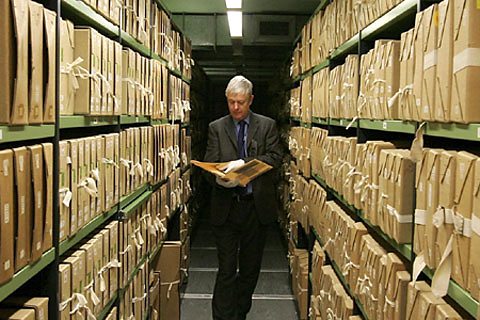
[180, 219, 299, 320]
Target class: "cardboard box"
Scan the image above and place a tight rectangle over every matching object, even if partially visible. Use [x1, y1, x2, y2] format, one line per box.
[28, 146, 43, 262]
[88, 137, 97, 219]
[435, 304, 462, 320]
[87, 235, 103, 315]
[42, 143, 53, 253]
[434, 0, 453, 122]
[59, 19, 75, 115]
[59, 141, 70, 241]
[414, 150, 429, 256]
[421, 4, 438, 121]
[106, 221, 118, 297]
[100, 228, 110, 303]
[69, 140, 79, 235]
[451, 0, 480, 123]
[62, 256, 82, 320]
[469, 158, 480, 299]
[96, 136, 105, 215]
[28, 1, 44, 124]
[74, 27, 102, 115]
[0, 150, 14, 284]
[425, 149, 442, 268]
[82, 138, 91, 225]
[399, 29, 415, 121]
[452, 151, 476, 288]
[0, 309, 35, 320]
[13, 147, 32, 271]
[114, 42, 122, 115]
[0, 0, 29, 124]
[43, 8, 56, 123]
[76, 139, 85, 230]
[59, 264, 71, 320]
[2, 297, 49, 320]
[101, 35, 109, 115]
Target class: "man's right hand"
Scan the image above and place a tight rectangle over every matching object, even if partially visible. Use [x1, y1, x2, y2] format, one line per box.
[216, 176, 239, 188]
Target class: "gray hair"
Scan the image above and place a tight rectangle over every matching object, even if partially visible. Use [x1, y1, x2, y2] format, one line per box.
[225, 75, 253, 97]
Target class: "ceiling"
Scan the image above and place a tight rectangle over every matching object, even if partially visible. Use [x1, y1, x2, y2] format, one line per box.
[161, 0, 318, 83]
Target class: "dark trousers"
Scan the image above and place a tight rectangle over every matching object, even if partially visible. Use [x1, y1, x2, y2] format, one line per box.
[212, 198, 267, 320]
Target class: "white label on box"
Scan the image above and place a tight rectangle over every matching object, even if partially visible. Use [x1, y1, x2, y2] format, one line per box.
[3, 160, 8, 176]
[383, 121, 387, 129]
[4, 204, 9, 224]
[36, 242, 41, 250]
[20, 196, 25, 215]
[477, 127, 480, 139]
[19, 156, 24, 172]
[4, 260, 10, 271]
[37, 191, 42, 208]
[0, 129, 3, 140]
[20, 250, 25, 259]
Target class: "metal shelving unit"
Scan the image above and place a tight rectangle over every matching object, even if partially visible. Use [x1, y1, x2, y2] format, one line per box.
[0, 125, 55, 144]
[59, 116, 119, 129]
[359, 119, 417, 134]
[119, 115, 151, 125]
[425, 122, 480, 142]
[329, 118, 352, 128]
[0, 249, 56, 302]
[311, 117, 328, 126]
[119, 190, 153, 220]
[330, 34, 360, 61]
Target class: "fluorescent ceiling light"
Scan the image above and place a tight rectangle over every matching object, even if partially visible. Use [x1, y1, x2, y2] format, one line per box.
[225, 0, 242, 9]
[227, 11, 243, 38]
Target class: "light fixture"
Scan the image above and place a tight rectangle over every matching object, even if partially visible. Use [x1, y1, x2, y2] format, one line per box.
[225, 0, 242, 9]
[227, 11, 243, 38]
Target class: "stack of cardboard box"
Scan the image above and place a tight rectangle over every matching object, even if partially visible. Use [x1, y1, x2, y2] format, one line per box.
[152, 124, 180, 184]
[153, 5, 172, 64]
[304, 180, 328, 237]
[289, 127, 311, 178]
[0, 297, 49, 320]
[289, 245, 309, 320]
[0, 1, 56, 125]
[59, 134, 120, 241]
[122, 0, 151, 47]
[119, 261, 149, 320]
[290, 172, 309, 232]
[169, 76, 191, 123]
[0, 144, 53, 285]
[59, 221, 119, 320]
[406, 281, 462, 319]
[310, 241, 326, 298]
[353, 0, 403, 33]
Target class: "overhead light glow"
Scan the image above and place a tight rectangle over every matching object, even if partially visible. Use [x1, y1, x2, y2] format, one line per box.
[225, 0, 242, 9]
[227, 11, 243, 38]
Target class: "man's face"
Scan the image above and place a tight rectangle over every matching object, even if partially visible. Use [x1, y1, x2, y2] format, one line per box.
[227, 92, 254, 121]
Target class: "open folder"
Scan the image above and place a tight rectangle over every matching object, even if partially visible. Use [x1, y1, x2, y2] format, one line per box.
[191, 159, 272, 187]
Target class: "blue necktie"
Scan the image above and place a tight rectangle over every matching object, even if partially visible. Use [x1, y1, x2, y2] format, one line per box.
[237, 120, 246, 159]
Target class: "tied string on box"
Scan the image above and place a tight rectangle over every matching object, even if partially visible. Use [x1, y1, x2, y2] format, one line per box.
[135, 15, 149, 44]
[161, 280, 181, 299]
[70, 59, 102, 101]
[59, 187, 73, 208]
[78, 177, 98, 198]
[69, 293, 96, 320]
[98, 259, 122, 293]
[388, 84, 413, 109]
[84, 280, 101, 306]
[383, 296, 396, 313]
[132, 292, 148, 304]
[144, 159, 154, 177]
[102, 158, 119, 168]
[342, 252, 360, 277]
[120, 244, 132, 257]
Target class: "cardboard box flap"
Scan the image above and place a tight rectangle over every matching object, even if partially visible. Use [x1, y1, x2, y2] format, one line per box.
[454, 152, 476, 204]
[415, 151, 428, 188]
[453, 0, 467, 41]
[475, 159, 480, 197]
[439, 151, 455, 184]
[413, 11, 424, 42]
[437, 0, 450, 48]
[422, 5, 435, 52]
[427, 150, 442, 180]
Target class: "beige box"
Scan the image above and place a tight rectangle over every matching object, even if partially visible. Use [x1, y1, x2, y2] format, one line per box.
[100, 228, 110, 303]
[28, 146, 44, 263]
[13, 147, 32, 271]
[113, 42, 122, 115]
[414, 150, 429, 256]
[2, 297, 49, 320]
[0, 151, 15, 284]
[69, 140, 79, 235]
[76, 139, 85, 230]
[469, 158, 480, 299]
[59, 19, 75, 115]
[105, 221, 118, 297]
[425, 149, 442, 268]
[434, 304, 462, 320]
[399, 29, 415, 121]
[88, 137, 97, 219]
[109, 0, 120, 25]
[87, 235, 103, 315]
[63, 255, 82, 320]
[74, 27, 102, 115]
[412, 11, 425, 121]
[101, 35, 109, 115]
[384, 41, 400, 119]
[96, 137, 105, 215]
[97, 0, 109, 19]
[0, 0, 29, 124]
[121, 50, 129, 115]
[41, 8, 57, 123]
[113, 133, 120, 204]
[59, 141, 70, 241]
[452, 151, 476, 288]
[434, 0, 453, 122]
[393, 152, 415, 242]
[28, 1, 44, 124]
[58, 263, 71, 320]
[451, 0, 480, 123]
[0, 309, 35, 320]
[103, 134, 115, 210]
[421, 4, 438, 121]
[42, 143, 53, 253]
[77, 243, 95, 314]
[82, 138, 92, 225]
[136, 53, 142, 115]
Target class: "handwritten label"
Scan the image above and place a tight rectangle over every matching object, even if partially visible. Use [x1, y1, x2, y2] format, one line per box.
[383, 121, 388, 130]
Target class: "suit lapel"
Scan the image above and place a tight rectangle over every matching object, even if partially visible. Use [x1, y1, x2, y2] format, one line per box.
[224, 116, 238, 152]
[247, 112, 259, 148]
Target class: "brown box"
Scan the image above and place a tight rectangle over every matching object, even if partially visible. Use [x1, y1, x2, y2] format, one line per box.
[113, 41, 122, 115]
[425, 149, 442, 268]
[100, 228, 110, 304]
[13, 147, 32, 271]
[58, 142, 70, 241]
[414, 150, 429, 256]
[69, 140, 79, 235]
[42, 143, 53, 252]
[452, 151, 476, 288]
[434, 0, 453, 122]
[0, 150, 15, 284]
[76, 139, 85, 230]
[59, 19, 75, 115]
[77, 243, 95, 315]
[28, 1, 44, 124]
[62, 256, 81, 319]
[106, 221, 119, 297]
[421, 4, 438, 121]
[58, 263, 71, 320]
[43, 8, 56, 123]
[412, 11, 425, 121]
[28, 146, 44, 262]
[2, 297, 49, 320]
[0, 309, 35, 320]
[74, 27, 102, 115]
[96, 137, 105, 215]
[399, 29, 415, 121]
[0, 0, 29, 124]
[101, 35, 109, 115]
[469, 158, 480, 300]
[87, 235, 103, 315]
[103, 134, 115, 210]
[451, 0, 480, 123]
[113, 133, 120, 204]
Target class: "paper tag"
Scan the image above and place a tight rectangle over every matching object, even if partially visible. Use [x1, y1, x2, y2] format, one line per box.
[412, 254, 426, 283]
[415, 209, 427, 225]
[4, 260, 10, 271]
[63, 190, 73, 207]
[0, 129, 3, 140]
[382, 121, 387, 129]
[4, 204, 9, 224]
[3, 160, 8, 176]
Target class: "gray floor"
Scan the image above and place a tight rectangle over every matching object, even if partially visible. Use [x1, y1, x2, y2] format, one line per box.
[181, 220, 299, 320]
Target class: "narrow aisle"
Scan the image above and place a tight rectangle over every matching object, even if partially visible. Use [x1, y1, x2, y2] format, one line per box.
[181, 219, 299, 320]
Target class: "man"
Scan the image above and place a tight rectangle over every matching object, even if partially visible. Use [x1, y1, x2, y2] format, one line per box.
[203, 75, 283, 320]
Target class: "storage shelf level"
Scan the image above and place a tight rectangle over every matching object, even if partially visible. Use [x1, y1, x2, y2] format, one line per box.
[119, 115, 150, 125]
[61, 0, 118, 37]
[0, 249, 55, 303]
[121, 32, 151, 58]
[98, 293, 118, 320]
[426, 122, 480, 142]
[312, 117, 328, 126]
[60, 116, 118, 129]
[359, 119, 416, 134]
[0, 125, 55, 144]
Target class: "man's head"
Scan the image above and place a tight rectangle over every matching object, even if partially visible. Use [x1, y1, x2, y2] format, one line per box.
[225, 75, 254, 121]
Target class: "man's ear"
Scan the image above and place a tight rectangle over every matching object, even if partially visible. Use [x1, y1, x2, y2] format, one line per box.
[249, 94, 255, 104]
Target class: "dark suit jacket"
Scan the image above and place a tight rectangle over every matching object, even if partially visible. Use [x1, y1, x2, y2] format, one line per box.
[203, 112, 283, 226]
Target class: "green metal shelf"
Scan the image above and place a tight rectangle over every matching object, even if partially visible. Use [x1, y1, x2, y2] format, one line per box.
[329, 118, 352, 128]
[149, 242, 165, 262]
[121, 32, 151, 58]
[0, 248, 55, 302]
[152, 53, 169, 66]
[361, 0, 417, 41]
[359, 119, 416, 134]
[181, 122, 190, 128]
[151, 119, 169, 125]
[312, 228, 369, 320]
[119, 190, 152, 219]
[120, 184, 150, 210]
[59, 206, 118, 255]
[312, 117, 328, 126]
[330, 34, 360, 61]
[425, 122, 480, 142]
[59, 116, 119, 129]
[0, 125, 55, 144]
[300, 122, 312, 129]
[312, 174, 412, 262]
[121, 254, 149, 292]
[61, 0, 119, 37]
[151, 178, 168, 192]
[119, 115, 150, 125]
[291, 117, 301, 123]
[312, 59, 330, 75]
[98, 292, 118, 320]
[423, 268, 479, 318]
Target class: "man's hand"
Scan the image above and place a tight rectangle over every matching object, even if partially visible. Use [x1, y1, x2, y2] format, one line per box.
[223, 159, 245, 173]
[216, 176, 239, 188]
